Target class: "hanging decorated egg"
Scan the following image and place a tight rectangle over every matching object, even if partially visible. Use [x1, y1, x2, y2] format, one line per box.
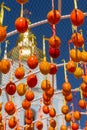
[45, 87, 54, 98]
[72, 122, 79, 130]
[43, 105, 49, 114]
[49, 47, 60, 58]
[25, 109, 33, 120]
[25, 118, 33, 125]
[16, 0, 28, 4]
[27, 55, 38, 69]
[62, 90, 71, 96]
[60, 125, 67, 130]
[62, 82, 71, 93]
[27, 74, 37, 88]
[41, 79, 51, 91]
[80, 82, 87, 92]
[70, 49, 81, 62]
[15, 66, 25, 79]
[36, 121, 43, 130]
[4, 101, 15, 115]
[39, 61, 50, 75]
[66, 60, 76, 73]
[78, 99, 86, 109]
[17, 83, 26, 96]
[49, 35, 61, 48]
[81, 51, 87, 62]
[50, 119, 56, 128]
[8, 116, 17, 129]
[72, 32, 84, 47]
[49, 63, 58, 75]
[25, 90, 34, 101]
[0, 26, 7, 42]
[43, 100, 51, 106]
[22, 99, 31, 110]
[47, 10, 61, 24]
[73, 111, 81, 120]
[65, 113, 72, 122]
[65, 93, 73, 102]
[6, 81, 16, 95]
[70, 9, 84, 26]
[15, 17, 28, 33]
[82, 91, 87, 98]
[0, 59, 10, 74]
[49, 108, 56, 118]
[61, 105, 69, 115]
[43, 92, 51, 102]
[74, 67, 83, 79]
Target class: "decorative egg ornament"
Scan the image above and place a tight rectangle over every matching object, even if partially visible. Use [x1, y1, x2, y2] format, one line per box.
[41, 79, 51, 91]
[27, 74, 37, 88]
[78, 99, 86, 109]
[62, 82, 71, 93]
[72, 32, 84, 47]
[61, 105, 69, 115]
[72, 122, 79, 130]
[0, 26, 7, 42]
[17, 83, 26, 96]
[70, 9, 84, 26]
[8, 116, 17, 129]
[39, 61, 50, 75]
[49, 107, 56, 118]
[66, 60, 76, 73]
[15, 17, 28, 33]
[49, 63, 58, 75]
[74, 111, 81, 120]
[81, 51, 87, 62]
[36, 121, 43, 130]
[49, 47, 60, 58]
[25, 90, 35, 101]
[25, 109, 33, 119]
[4, 101, 15, 115]
[47, 10, 61, 24]
[22, 99, 31, 110]
[43, 105, 49, 114]
[27, 55, 38, 69]
[0, 59, 10, 74]
[16, 0, 28, 4]
[50, 119, 56, 128]
[15, 66, 25, 79]
[6, 81, 16, 95]
[70, 49, 81, 62]
[49, 35, 61, 48]
[74, 67, 83, 79]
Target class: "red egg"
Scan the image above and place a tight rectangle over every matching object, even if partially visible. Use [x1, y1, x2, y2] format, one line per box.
[27, 55, 38, 69]
[49, 63, 58, 75]
[6, 81, 16, 95]
[49, 35, 61, 48]
[49, 47, 60, 58]
[47, 10, 61, 24]
[15, 17, 28, 33]
[27, 74, 37, 88]
[72, 122, 79, 130]
[70, 9, 84, 26]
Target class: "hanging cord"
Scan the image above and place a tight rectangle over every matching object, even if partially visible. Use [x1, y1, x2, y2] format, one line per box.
[20, 4, 23, 17]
